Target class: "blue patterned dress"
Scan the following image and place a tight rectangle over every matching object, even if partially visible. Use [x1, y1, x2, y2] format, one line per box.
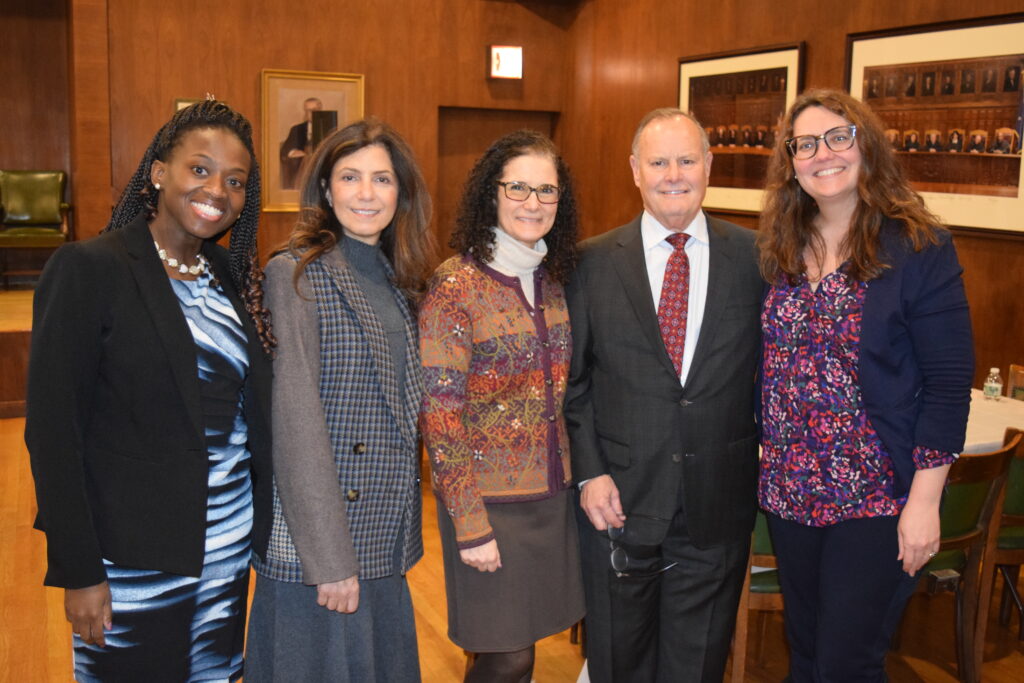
[73, 270, 253, 682]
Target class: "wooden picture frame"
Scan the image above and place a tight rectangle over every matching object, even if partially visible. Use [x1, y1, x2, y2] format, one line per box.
[260, 69, 365, 212]
[846, 14, 1024, 232]
[678, 43, 804, 213]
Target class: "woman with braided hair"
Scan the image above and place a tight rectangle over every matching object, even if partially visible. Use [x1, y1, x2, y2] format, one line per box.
[25, 99, 274, 681]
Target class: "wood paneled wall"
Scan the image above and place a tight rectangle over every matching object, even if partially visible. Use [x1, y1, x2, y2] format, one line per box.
[559, 0, 1024, 387]
[37, 0, 1024, 388]
[0, 1, 69, 174]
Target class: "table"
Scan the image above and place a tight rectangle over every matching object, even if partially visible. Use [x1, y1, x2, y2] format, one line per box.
[963, 388, 1024, 453]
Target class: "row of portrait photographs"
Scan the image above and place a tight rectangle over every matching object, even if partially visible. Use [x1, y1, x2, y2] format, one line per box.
[690, 67, 788, 98]
[865, 62, 1022, 99]
[885, 128, 1020, 154]
[704, 124, 775, 149]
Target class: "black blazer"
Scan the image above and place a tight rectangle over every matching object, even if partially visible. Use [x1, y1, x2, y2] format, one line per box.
[565, 214, 762, 549]
[25, 214, 272, 589]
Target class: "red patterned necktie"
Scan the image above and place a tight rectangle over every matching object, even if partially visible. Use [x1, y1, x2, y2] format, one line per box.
[658, 233, 690, 378]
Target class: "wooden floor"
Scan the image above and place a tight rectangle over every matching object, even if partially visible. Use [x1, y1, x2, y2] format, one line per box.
[2, 414, 1023, 681]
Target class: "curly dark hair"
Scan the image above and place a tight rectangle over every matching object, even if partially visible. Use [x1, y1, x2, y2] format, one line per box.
[449, 130, 579, 284]
[287, 117, 436, 304]
[758, 89, 941, 284]
[105, 99, 274, 353]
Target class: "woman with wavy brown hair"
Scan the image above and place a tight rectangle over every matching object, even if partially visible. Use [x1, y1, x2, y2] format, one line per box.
[246, 118, 435, 682]
[420, 130, 584, 682]
[757, 89, 973, 680]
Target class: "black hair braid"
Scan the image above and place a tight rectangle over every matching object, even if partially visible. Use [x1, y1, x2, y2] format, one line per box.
[104, 99, 275, 353]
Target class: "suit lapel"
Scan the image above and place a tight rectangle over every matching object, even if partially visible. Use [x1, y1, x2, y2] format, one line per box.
[119, 215, 204, 442]
[320, 249, 410, 443]
[610, 220, 679, 379]
[683, 215, 735, 395]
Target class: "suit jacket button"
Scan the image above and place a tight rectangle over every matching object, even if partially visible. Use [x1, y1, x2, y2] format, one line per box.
[679, 399, 692, 407]
[346, 489, 360, 502]
[671, 453, 682, 463]
[353, 442, 367, 454]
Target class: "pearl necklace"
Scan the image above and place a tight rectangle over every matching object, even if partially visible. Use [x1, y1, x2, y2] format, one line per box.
[154, 241, 208, 276]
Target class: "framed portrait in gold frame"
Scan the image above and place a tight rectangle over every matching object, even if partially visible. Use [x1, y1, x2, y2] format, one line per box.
[260, 69, 364, 212]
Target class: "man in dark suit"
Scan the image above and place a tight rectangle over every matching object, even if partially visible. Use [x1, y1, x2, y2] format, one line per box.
[279, 97, 322, 189]
[565, 109, 761, 682]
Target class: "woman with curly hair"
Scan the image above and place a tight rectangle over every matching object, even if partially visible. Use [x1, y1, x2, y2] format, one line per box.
[245, 118, 434, 682]
[26, 99, 274, 681]
[420, 129, 585, 682]
[757, 89, 973, 680]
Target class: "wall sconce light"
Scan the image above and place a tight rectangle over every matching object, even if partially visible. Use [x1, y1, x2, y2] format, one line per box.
[489, 45, 523, 79]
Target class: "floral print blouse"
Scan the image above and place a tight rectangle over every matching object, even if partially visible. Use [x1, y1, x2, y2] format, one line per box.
[759, 266, 955, 526]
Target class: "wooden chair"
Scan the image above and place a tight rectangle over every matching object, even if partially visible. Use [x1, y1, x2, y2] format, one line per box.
[978, 428, 1024, 650]
[898, 435, 1017, 683]
[1006, 364, 1024, 402]
[731, 511, 783, 683]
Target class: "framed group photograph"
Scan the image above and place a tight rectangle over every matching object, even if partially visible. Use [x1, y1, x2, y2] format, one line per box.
[261, 69, 365, 212]
[679, 43, 804, 213]
[846, 14, 1024, 232]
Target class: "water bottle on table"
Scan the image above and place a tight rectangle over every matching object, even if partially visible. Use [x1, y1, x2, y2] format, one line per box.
[983, 367, 1003, 401]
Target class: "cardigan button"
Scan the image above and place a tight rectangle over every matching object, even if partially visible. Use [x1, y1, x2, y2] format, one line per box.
[346, 489, 361, 502]
[352, 442, 367, 454]
[545, 378, 553, 386]
[548, 414, 556, 422]
[542, 341, 549, 348]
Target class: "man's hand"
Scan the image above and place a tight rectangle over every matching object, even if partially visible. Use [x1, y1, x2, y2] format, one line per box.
[581, 474, 626, 531]
[65, 582, 112, 647]
[317, 576, 360, 613]
[460, 539, 502, 572]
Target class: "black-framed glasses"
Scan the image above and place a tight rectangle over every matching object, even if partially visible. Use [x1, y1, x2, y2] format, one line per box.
[496, 180, 560, 204]
[607, 523, 678, 578]
[785, 125, 858, 160]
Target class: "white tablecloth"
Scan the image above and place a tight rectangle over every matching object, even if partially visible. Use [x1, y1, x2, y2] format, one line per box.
[963, 388, 1024, 453]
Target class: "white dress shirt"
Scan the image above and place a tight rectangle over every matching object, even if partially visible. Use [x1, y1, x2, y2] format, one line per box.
[640, 210, 709, 387]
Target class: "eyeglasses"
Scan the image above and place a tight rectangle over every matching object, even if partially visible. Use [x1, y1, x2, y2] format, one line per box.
[496, 180, 560, 204]
[785, 125, 858, 160]
[607, 523, 677, 578]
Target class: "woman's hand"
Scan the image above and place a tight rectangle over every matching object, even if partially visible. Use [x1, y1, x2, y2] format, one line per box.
[317, 576, 360, 613]
[65, 582, 112, 647]
[460, 539, 502, 572]
[897, 464, 950, 576]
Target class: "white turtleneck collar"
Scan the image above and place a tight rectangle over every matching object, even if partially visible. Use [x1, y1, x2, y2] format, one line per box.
[487, 226, 548, 303]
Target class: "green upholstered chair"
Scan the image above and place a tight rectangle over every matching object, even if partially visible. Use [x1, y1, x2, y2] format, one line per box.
[978, 427, 1024, 646]
[0, 170, 72, 288]
[731, 511, 783, 683]
[901, 435, 1018, 683]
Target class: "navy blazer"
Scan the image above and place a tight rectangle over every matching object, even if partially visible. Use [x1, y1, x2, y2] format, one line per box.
[25, 214, 272, 588]
[859, 219, 973, 497]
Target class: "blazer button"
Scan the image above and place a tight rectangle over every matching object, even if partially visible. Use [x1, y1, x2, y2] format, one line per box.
[671, 453, 682, 463]
[346, 489, 361, 502]
[352, 442, 367, 454]
[679, 399, 692, 407]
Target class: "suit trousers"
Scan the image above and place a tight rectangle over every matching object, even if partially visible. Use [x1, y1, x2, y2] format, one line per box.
[766, 513, 920, 683]
[577, 493, 749, 683]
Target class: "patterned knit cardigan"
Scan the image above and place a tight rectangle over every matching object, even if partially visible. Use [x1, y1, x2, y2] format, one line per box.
[420, 255, 573, 549]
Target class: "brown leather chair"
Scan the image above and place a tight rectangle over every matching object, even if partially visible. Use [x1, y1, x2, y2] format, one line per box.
[0, 170, 72, 288]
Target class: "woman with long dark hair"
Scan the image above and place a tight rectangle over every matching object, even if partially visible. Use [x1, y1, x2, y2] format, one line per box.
[26, 99, 274, 681]
[245, 118, 434, 682]
[420, 130, 584, 683]
[757, 89, 973, 680]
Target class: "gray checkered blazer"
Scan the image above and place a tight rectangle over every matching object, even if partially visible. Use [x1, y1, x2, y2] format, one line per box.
[255, 251, 424, 582]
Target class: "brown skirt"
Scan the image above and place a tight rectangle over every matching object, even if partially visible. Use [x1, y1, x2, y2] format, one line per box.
[437, 488, 586, 652]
